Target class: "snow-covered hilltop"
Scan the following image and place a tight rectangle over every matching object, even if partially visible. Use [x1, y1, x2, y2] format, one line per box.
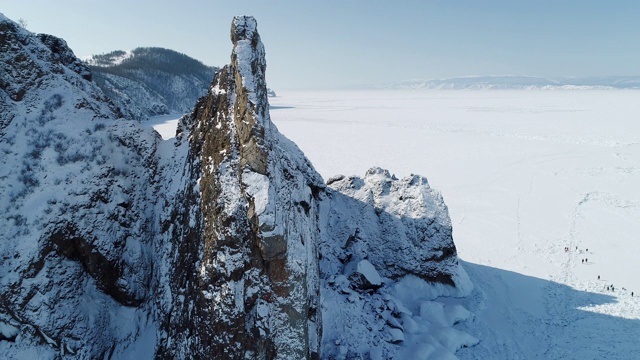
[0, 13, 471, 358]
[379, 75, 640, 90]
[85, 47, 217, 120]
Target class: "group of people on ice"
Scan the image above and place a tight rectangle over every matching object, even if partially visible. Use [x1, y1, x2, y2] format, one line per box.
[567, 246, 634, 298]
[602, 282, 633, 297]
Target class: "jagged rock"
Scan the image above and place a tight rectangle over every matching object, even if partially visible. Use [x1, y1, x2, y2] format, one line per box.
[37, 34, 92, 81]
[159, 15, 324, 359]
[319, 167, 470, 357]
[388, 328, 405, 344]
[0, 317, 19, 342]
[0, 21, 94, 103]
[322, 167, 462, 285]
[386, 316, 404, 331]
[0, 12, 470, 359]
[0, 13, 159, 358]
[345, 259, 383, 291]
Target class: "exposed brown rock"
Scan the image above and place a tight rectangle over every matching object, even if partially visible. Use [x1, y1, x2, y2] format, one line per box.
[159, 16, 323, 359]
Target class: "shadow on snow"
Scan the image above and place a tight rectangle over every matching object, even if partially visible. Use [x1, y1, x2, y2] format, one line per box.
[454, 261, 640, 359]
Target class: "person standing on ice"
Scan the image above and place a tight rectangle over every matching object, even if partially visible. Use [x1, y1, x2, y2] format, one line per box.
[598, 275, 600, 280]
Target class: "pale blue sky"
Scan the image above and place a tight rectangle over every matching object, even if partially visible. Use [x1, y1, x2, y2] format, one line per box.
[3, 1, 640, 89]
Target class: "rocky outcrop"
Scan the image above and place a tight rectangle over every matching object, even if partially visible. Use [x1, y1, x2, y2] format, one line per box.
[318, 168, 473, 358]
[0, 13, 159, 358]
[0, 13, 472, 359]
[0, 18, 112, 134]
[0, 21, 93, 103]
[323, 168, 462, 286]
[158, 16, 324, 359]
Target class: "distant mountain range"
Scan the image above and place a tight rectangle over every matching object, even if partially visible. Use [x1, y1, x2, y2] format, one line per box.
[376, 75, 640, 90]
[85, 48, 218, 120]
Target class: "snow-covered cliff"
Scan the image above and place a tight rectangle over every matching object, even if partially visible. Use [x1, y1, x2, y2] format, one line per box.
[156, 15, 325, 358]
[319, 169, 475, 358]
[0, 13, 160, 358]
[0, 13, 473, 359]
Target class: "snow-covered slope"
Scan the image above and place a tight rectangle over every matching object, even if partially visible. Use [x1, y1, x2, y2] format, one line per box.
[0, 13, 160, 358]
[83, 49, 133, 67]
[87, 47, 217, 120]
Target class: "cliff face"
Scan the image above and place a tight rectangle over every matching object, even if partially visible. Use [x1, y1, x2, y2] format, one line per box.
[0, 13, 472, 359]
[323, 168, 462, 286]
[318, 168, 474, 358]
[0, 14, 160, 358]
[158, 16, 324, 359]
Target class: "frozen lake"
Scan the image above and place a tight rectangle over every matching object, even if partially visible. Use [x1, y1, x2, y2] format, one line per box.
[270, 90, 640, 358]
[146, 113, 183, 140]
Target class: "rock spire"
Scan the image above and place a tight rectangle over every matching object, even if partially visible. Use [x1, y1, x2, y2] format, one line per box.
[161, 15, 324, 358]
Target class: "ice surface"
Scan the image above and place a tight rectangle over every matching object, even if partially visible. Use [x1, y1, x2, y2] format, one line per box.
[145, 113, 184, 139]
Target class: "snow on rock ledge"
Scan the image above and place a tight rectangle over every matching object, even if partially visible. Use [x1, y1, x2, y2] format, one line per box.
[345, 259, 383, 290]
